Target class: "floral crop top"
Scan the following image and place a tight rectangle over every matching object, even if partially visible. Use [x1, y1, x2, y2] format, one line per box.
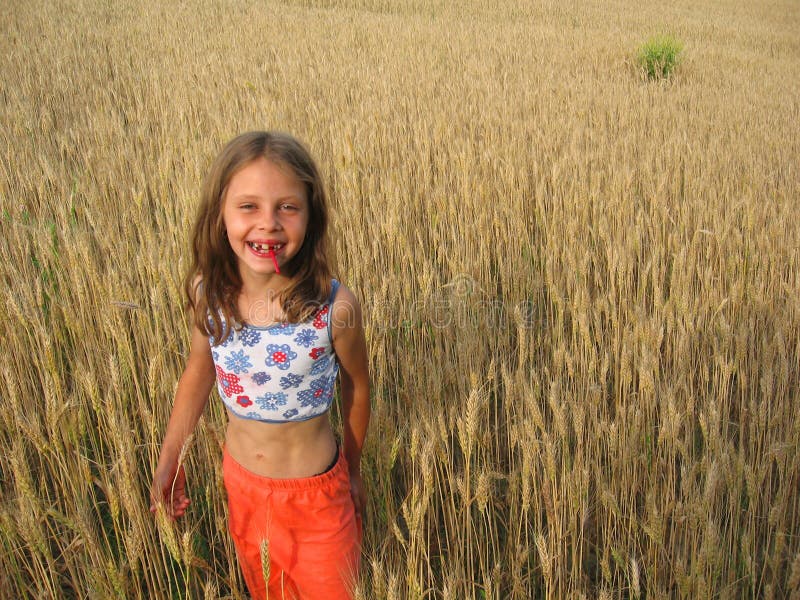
[209, 280, 340, 423]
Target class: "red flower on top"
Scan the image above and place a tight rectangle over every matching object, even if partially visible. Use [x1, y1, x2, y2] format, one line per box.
[309, 347, 325, 360]
[313, 305, 329, 329]
[216, 365, 244, 397]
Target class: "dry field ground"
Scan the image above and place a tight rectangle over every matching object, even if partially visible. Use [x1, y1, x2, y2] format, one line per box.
[1, 0, 799, 598]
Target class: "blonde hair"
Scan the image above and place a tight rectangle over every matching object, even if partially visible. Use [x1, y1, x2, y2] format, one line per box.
[185, 131, 333, 343]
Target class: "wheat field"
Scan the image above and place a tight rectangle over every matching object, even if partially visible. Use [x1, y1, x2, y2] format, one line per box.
[1, 0, 799, 598]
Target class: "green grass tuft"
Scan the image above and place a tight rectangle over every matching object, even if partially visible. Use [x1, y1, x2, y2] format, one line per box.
[638, 35, 683, 80]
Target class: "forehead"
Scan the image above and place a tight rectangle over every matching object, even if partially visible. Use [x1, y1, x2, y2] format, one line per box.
[225, 157, 307, 201]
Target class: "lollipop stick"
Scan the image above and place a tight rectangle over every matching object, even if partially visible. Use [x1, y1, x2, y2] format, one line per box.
[269, 250, 280, 274]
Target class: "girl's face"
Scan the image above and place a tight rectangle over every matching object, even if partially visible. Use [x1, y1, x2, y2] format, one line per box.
[222, 157, 309, 283]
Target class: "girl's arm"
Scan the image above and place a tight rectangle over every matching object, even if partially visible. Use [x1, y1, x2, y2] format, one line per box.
[150, 322, 216, 519]
[331, 284, 371, 517]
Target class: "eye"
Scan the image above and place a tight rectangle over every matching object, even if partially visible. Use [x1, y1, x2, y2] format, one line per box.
[239, 203, 256, 210]
[280, 203, 298, 212]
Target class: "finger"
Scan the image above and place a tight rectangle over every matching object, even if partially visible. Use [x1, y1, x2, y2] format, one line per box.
[169, 491, 188, 504]
[173, 500, 190, 518]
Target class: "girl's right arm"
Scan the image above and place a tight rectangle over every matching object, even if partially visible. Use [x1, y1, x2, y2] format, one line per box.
[150, 322, 216, 519]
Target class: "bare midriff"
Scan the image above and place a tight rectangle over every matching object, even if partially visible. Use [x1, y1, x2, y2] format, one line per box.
[224, 410, 338, 478]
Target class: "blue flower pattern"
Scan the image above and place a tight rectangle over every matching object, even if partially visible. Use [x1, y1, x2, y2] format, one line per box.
[256, 392, 288, 411]
[293, 329, 318, 348]
[272, 323, 298, 336]
[280, 373, 304, 389]
[310, 355, 331, 376]
[224, 350, 252, 374]
[297, 375, 336, 409]
[264, 343, 297, 371]
[239, 328, 261, 347]
[252, 372, 271, 385]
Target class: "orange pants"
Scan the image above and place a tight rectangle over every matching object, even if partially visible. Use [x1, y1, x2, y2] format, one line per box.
[222, 447, 361, 600]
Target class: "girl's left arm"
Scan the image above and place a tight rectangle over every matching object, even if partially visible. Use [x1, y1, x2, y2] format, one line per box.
[331, 284, 371, 517]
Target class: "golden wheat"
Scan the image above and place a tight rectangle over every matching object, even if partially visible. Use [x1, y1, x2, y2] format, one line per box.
[1, 0, 799, 597]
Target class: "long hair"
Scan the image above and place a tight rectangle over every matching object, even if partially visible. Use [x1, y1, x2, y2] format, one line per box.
[184, 131, 333, 344]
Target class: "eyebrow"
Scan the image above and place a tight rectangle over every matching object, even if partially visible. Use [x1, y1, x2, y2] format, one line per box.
[230, 193, 304, 203]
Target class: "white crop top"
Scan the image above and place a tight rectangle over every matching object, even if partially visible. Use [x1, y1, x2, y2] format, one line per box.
[209, 280, 340, 423]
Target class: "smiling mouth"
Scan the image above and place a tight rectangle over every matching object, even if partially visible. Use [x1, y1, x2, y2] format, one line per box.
[247, 242, 284, 254]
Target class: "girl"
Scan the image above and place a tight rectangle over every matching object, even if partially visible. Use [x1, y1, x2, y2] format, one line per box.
[150, 131, 370, 599]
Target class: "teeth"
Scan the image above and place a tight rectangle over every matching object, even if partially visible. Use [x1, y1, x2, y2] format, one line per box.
[249, 242, 283, 252]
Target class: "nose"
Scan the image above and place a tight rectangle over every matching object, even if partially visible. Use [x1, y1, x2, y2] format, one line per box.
[257, 206, 281, 231]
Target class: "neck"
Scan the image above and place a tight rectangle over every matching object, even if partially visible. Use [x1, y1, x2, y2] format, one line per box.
[239, 270, 291, 296]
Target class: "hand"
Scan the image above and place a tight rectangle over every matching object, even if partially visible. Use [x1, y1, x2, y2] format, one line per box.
[349, 468, 366, 520]
[150, 464, 190, 519]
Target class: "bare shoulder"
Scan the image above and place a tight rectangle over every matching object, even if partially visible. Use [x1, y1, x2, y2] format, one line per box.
[186, 274, 212, 357]
[330, 282, 364, 338]
[329, 282, 368, 377]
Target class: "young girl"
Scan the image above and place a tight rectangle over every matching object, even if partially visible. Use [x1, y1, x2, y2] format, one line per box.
[150, 131, 370, 599]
